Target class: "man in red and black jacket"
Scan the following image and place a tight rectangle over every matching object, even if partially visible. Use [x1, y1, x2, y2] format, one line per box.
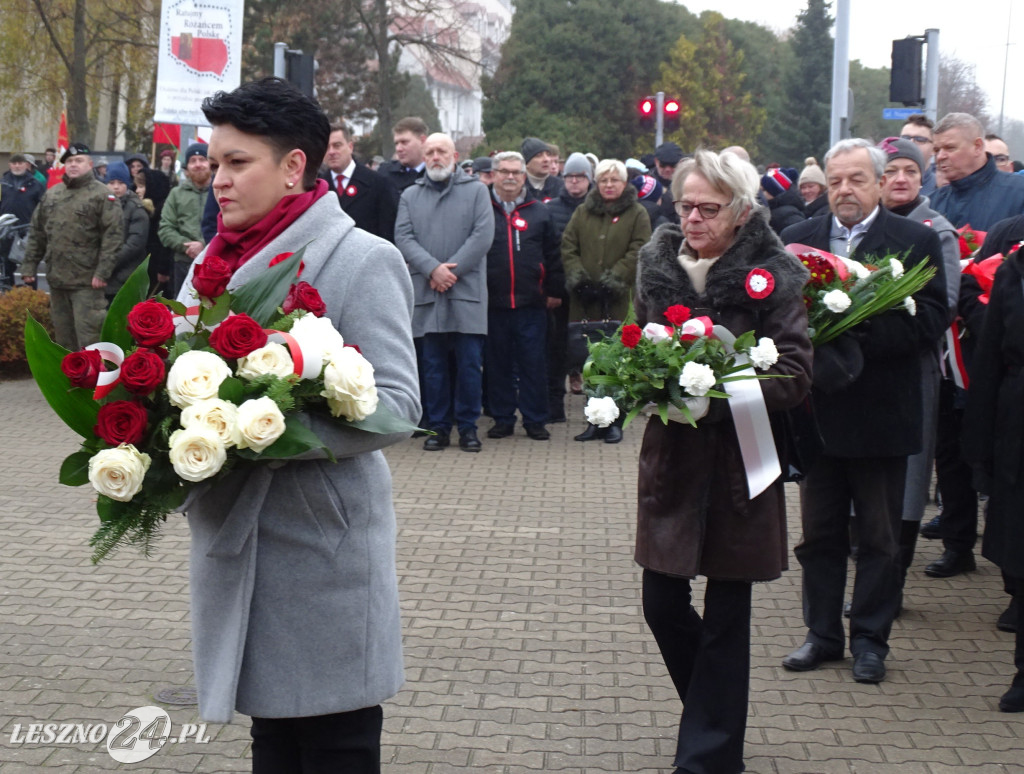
[485, 150, 565, 441]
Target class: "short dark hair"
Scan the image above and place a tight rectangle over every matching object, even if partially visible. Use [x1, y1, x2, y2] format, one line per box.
[45, 147, 56, 153]
[904, 114, 934, 131]
[392, 116, 428, 137]
[985, 133, 1004, 142]
[201, 77, 330, 190]
[330, 122, 354, 143]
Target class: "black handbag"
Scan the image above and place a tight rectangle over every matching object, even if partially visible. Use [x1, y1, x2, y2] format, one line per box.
[566, 319, 620, 371]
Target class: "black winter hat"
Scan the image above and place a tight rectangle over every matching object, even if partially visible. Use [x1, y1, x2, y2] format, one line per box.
[521, 137, 550, 163]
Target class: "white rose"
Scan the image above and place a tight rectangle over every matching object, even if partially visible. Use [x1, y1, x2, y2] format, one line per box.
[169, 427, 227, 482]
[822, 289, 852, 314]
[748, 337, 780, 370]
[889, 258, 904, 279]
[679, 361, 717, 397]
[166, 350, 232, 408]
[88, 444, 151, 502]
[180, 398, 241, 448]
[642, 322, 673, 343]
[322, 347, 379, 421]
[584, 396, 620, 428]
[236, 342, 294, 380]
[289, 314, 346, 371]
[236, 396, 287, 452]
[903, 296, 917, 316]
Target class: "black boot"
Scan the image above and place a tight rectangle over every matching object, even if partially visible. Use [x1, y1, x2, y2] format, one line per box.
[574, 423, 605, 442]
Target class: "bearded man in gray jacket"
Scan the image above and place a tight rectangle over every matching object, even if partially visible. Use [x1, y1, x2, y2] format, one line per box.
[395, 133, 494, 452]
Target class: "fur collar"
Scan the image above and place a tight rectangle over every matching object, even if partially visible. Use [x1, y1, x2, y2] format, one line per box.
[637, 209, 809, 317]
[584, 185, 639, 217]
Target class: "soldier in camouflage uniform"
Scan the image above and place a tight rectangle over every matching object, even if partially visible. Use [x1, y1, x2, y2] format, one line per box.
[22, 142, 123, 351]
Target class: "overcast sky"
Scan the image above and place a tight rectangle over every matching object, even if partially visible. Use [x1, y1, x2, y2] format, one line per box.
[678, 0, 1022, 124]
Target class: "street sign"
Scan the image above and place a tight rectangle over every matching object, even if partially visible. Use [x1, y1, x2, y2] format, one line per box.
[883, 107, 922, 120]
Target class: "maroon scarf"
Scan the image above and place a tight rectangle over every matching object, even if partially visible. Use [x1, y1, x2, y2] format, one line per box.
[207, 178, 329, 273]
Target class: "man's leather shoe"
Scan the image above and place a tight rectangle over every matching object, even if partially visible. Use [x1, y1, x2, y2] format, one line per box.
[997, 598, 1019, 633]
[459, 428, 481, 452]
[924, 549, 976, 578]
[919, 514, 942, 539]
[524, 423, 550, 440]
[487, 423, 515, 439]
[423, 431, 450, 451]
[574, 423, 604, 442]
[852, 652, 886, 683]
[999, 684, 1024, 712]
[604, 424, 623, 444]
[782, 642, 843, 672]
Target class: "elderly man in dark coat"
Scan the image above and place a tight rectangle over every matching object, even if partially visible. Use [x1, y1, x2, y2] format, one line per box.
[780, 139, 948, 684]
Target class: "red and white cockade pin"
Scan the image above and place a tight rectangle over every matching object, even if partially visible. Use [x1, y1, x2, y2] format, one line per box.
[345, 184, 358, 197]
[512, 216, 528, 231]
[745, 268, 775, 299]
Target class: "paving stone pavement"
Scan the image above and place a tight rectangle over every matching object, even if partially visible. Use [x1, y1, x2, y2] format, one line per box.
[0, 375, 1021, 773]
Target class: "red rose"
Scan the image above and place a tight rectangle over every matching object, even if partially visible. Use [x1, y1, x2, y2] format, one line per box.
[664, 305, 692, 326]
[621, 324, 643, 349]
[282, 282, 327, 317]
[120, 349, 167, 395]
[126, 300, 175, 347]
[61, 349, 104, 389]
[94, 401, 148, 446]
[208, 313, 268, 359]
[268, 251, 305, 277]
[192, 255, 233, 299]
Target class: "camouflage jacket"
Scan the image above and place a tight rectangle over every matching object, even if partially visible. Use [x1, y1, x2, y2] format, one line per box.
[22, 173, 124, 288]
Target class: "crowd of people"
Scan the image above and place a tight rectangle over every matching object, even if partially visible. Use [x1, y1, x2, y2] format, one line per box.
[6, 80, 1024, 773]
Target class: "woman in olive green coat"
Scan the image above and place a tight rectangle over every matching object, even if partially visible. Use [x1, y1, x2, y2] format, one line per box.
[561, 159, 652, 442]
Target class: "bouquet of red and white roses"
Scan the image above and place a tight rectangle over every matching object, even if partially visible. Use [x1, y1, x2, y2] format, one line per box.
[787, 243, 936, 346]
[581, 303, 782, 429]
[25, 250, 417, 562]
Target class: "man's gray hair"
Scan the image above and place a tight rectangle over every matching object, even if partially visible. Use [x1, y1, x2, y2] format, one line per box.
[934, 112, 984, 139]
[670, 148, 761, 217]
[492, 151, 525, 170]
[824, 138, 886, 180]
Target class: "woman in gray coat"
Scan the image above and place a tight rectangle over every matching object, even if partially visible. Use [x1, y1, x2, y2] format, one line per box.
[178, 79, 419, 773]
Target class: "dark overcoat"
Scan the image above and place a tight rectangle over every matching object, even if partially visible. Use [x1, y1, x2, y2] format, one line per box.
[321, 161, 398, 243]
[634, 211, 812, 581]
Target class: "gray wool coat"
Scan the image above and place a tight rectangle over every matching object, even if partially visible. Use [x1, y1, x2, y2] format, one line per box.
[177, 193, 420, 723]
[394, 167, 494, 337]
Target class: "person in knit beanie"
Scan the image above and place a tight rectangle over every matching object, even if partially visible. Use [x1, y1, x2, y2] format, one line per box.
[760, 166, 806, 234]
[798, 157, 829, 217]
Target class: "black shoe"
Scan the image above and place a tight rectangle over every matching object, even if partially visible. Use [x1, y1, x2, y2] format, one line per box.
[524, 423, 550, 440]
[423, 431, 450, 451]
[924, 549, 976, 578]
[458, 428, 481, 452]
[548, 413, 567, 424]
[574, 423, 605, 442]
[604, 425, 623, 444]
[782, 642, 843, 672]
[919, 514, 942, 539]
[487, 423, 515, 439]
[997, 599, 1019, 633]
[999, 684, 1024, 712]
[852, 652, 886, 683]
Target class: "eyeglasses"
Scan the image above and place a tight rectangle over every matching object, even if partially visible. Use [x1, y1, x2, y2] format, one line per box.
[564, 174, 589, 182]
[674, 201, 725, 219]
[900, 134, 932, 145]
[993, 154, 1011, 164]
[494, 169, 524, 177]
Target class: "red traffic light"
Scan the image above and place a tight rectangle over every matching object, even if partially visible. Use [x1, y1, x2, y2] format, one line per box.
[664, 99, 681, 115]
[639, 97, 655, 116]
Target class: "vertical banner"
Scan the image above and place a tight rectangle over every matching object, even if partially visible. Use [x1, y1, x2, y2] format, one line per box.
[153, 0, 243, 125]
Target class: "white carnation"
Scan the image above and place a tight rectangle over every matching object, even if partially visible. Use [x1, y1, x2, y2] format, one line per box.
[169, 427, 227, 482]
[584, 396, 620, 428]
[236, 396, 287, 452]
[822, 289, 852, 314]
[180, 398, 241, 448]
[748, 337, 780, 370]
[840, 257, 870, 279]
[88, 444, 151, 502]
[679, 361, 717, 397]
[322, 347, 379, 421]
[903, 296, 917, 316]
[236, 342, 294, 380]
[642, 322, 673, 343]
[166, 350, 232, 408]
[889, 258, 904, 279]
[289, 314, 346, 371]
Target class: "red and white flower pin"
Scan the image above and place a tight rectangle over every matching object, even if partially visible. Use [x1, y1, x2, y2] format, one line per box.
[512, 216, 528, 231]
[345, 184, 358, 197]
[745, 268, 775, 299]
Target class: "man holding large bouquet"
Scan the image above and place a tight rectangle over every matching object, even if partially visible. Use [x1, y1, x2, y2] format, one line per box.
[780, 139, 948, 683]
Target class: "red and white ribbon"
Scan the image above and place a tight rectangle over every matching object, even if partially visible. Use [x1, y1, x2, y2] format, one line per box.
[943, 322, 969, 390]
[265, 330, 323, 380]
[679, 316, 714, 338]
[84, 342, 125, 400]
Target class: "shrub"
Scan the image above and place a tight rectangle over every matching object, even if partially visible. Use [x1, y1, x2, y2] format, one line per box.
[0, 287, 55, 375]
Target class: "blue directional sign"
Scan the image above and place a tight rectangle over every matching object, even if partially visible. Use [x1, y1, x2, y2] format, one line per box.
[883, 107, 923, 120]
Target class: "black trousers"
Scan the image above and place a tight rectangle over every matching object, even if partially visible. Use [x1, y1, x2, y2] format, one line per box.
[796, 454, 906, 657]
[642, 570, 752, 774]
[251, 705, 383, 774]
[935, 380, 979, 552]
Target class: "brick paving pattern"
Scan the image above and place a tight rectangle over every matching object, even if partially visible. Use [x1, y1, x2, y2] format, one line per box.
[0, 375, 1020, 772]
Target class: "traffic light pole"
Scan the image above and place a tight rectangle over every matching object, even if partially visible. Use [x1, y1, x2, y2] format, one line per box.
[655, 91, 665, 147]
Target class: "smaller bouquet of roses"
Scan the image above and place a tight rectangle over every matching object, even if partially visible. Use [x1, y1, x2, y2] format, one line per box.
[25, 249, 417, 562]
[957, 224, 987, 259]
[581, 303, 781, 429]
[786, 243, 936, 346]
